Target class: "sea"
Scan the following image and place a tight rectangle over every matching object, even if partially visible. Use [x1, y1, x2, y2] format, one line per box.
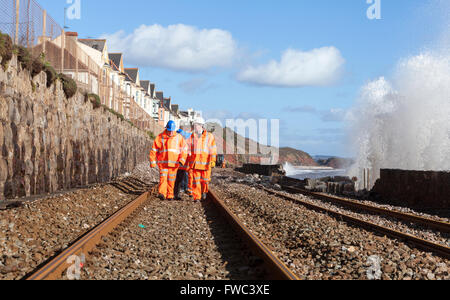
[283, 163, 347, 180]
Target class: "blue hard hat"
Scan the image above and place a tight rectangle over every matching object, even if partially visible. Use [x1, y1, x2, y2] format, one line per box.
[166, 121, 177, 132]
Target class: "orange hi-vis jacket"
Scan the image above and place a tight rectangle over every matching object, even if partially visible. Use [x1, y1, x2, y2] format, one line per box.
[150, 130, 187, 168]
[179, 135, 192, 171]
[187, 131, 217, 171]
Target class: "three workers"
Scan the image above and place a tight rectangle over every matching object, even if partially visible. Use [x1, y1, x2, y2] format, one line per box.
[150, 118, 216, 202]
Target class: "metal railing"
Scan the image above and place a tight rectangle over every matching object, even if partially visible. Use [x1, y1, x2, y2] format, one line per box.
[0, 0, 163, 135]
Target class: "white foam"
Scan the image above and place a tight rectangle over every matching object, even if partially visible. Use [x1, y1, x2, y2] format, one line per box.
[348, 52, 450, 188]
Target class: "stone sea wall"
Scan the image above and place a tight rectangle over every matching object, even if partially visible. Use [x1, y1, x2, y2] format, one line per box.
[0, 55, 153, 200]
[372, 169, 450, 209]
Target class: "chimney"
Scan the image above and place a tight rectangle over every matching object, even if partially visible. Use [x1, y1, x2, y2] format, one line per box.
[65, 32, 78, 40]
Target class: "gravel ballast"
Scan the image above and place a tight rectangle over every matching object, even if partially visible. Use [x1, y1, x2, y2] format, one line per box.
[212, 181, 450, 280]
[0, 163, 158, 280]
[82, 198, 264, 280]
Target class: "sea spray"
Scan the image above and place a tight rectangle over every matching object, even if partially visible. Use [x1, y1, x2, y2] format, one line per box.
[283, 162, 297, 177]
[348, 52, 450, 189]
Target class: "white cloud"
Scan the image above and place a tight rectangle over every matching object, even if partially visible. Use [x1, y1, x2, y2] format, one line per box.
[282, 105, 318, 113]
[283, 106, 349, 123]
[320, 108, 348, 122]
[103, 24, 238, 72]
[178, 78, 217, 94]
[237, 47, 345, 87]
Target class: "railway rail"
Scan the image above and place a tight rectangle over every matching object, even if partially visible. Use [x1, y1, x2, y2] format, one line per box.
[263, 187, 450, 260]
[282, 185, 450, 233]
[24, 188, 299, 280]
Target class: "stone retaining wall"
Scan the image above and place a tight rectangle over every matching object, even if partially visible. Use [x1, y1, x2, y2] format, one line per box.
[0, 55, 153, 200]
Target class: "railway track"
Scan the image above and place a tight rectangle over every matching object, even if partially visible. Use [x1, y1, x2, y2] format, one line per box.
[282, 185, 450, 233]
[21, 176, 449, 280]
[263, 187, 450, 260]
[24, 188, 299, 280]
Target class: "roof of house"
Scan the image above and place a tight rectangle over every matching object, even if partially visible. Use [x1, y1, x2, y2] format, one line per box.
[171, 105, 179, 114]
[163, 98, 172, 111]
[124, 68, 139, 83]
[150, 83, 156, 97]
[109, 53, 123, 72]
[180, 111, 189, 117]
[78, 39, 107, 52]
[140, 80, 150, 93]
[156, 91, 164, 101]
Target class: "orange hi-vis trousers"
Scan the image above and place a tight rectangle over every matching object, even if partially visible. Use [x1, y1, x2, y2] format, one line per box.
[187, 169, 194, 195]
[158, 167, 178, 199]
[192, 168, 212, 201]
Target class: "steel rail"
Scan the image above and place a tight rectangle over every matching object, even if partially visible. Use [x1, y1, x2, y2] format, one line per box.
[263, 188, 450, 260]
[208, 190, 300, 280]
[25, 191, 151, 280]
[282, 185, 450, 233]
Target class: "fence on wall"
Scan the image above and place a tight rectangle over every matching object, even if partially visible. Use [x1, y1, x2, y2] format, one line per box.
[0, 0, 163, 135]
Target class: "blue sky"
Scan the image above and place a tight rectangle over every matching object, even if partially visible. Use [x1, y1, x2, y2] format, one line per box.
[39, 0, 446, 157]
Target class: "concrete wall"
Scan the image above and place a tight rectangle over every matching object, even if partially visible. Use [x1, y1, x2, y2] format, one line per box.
[372, 169, 450, 209]
[0, 55, 153, 200]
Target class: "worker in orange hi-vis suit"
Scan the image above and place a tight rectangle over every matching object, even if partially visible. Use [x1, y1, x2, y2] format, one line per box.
[150, 121, 187, 201]
[187, 117, 217, 202]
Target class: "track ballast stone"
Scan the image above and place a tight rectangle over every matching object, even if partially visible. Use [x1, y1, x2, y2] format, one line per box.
[83, 197, 264, 280]
[212, 181, 449, 280]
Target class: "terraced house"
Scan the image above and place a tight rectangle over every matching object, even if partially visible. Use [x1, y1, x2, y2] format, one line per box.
[46, 31, 197, 131]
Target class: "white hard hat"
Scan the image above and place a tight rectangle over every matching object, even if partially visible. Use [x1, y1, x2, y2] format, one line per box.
[194, 117, 206, 126]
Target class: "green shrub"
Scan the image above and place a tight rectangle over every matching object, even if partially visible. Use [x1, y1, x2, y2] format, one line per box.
[31, 56, 44, 77]
[127, 120, 135, 128]
[147, 131, 156, 140]
[16, 45, 44, 77]
[115, 112, 125, 121]
[43, 62, 57, 87]
[16, 46, 32, 70]
[102, 105, 125, 121]
[0, 32, 13, 70]
[86, 93, 101, 109]
[58, 74, 77, 99]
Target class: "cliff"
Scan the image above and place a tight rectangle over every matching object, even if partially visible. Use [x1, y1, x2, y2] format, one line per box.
[278, 147, 318, 166]
[210, 125, 317, 167]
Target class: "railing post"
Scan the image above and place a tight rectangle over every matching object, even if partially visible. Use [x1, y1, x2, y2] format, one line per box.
[61, 30, 65, 73]
[42, 10, 47, 52]
[75, 39, 78, 83]
[15, 0, 20, 44]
